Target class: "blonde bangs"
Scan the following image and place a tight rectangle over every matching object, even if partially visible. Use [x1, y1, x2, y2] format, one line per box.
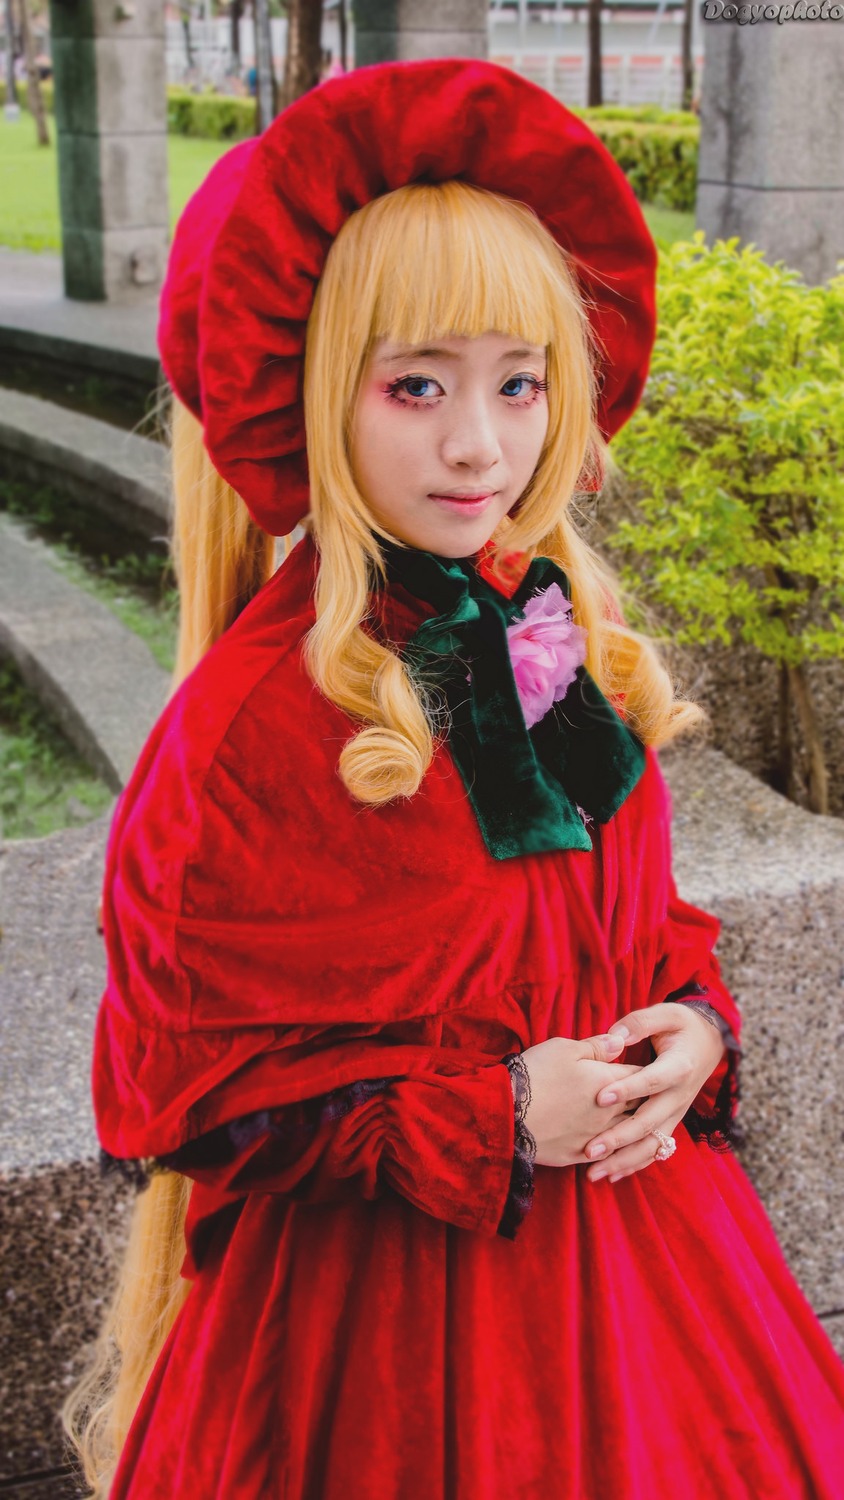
[305, 179, 605, 570]
[363, 182, 569, 352]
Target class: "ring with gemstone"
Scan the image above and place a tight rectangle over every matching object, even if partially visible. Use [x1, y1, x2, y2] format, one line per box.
[650, 1128, 676, 1161]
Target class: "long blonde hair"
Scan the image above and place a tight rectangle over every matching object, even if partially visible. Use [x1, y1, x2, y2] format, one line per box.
[66, 179, 701, 1496]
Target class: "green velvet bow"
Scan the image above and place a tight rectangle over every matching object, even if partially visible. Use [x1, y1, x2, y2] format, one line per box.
[379, 539, 646, 861]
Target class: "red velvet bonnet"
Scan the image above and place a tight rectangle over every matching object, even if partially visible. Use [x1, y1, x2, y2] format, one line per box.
[158, 58, 657, 536]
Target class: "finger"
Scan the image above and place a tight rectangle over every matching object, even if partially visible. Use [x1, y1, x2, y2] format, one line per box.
[578, 1031, 630, 1062]
[607, 1125, 682, 1182]
[607, 1003, 685, 1048]
[583, 1095, 686, 1160]
[590, 1063, 645, 1086]
[587, 1132, 666, 1183]
[594, 1051, 689, 1108]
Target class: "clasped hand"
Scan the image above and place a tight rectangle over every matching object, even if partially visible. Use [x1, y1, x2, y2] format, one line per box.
[518, 1003, 726, 1185]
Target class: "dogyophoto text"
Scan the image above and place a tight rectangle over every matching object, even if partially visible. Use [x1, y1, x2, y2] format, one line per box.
[702, 0, 842, 19]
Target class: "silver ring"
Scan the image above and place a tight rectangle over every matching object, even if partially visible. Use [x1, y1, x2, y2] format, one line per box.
[650, 1128, 677, 1162]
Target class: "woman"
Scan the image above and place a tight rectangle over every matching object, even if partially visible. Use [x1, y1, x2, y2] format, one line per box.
[69, 59, 844, 1498]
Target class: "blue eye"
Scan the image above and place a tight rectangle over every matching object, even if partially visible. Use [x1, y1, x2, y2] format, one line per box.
[502, 376, 533, 398]
[404, 377, 438, 399]
[385, 372, 547, 409]
[385, 375, 444, 406]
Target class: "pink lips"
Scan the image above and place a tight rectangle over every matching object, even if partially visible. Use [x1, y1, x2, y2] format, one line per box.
[428, 491, 497, 515]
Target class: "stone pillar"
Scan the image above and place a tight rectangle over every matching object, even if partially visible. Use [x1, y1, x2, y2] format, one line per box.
[354, 0, 488, 66]
[49, 0, 169, 302]
[696, 15, 844, 286]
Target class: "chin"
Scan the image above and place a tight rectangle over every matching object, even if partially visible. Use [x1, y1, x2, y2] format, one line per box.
[374, 505, 507, 559]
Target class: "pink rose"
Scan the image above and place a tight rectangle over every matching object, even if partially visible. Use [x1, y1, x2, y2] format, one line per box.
[506, 583, 587, 729]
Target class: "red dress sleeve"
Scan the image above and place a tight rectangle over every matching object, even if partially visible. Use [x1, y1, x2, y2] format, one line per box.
[135, 1056, 535, 1245]
[93, 728, 525, 1242]
[93, 545, 540, 1250]
[164, 1062, 518, 1239]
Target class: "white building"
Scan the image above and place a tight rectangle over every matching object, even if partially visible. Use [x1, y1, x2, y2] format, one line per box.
[165, 1, 701, 112]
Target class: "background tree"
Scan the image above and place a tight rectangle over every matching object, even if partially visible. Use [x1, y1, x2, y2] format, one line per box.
[16, 0, 48, 145]
[278, 0, 323, 110]
[607, 234, 844, 816]
[587, 0, 602, 108]
[230, 0, 243, 66]
[179, 0, 195, 72]
[254, 0, 276, 128]
[4, 0, 19, 120]
[337, 0, 347, 71]
[681, 0, 694, 111]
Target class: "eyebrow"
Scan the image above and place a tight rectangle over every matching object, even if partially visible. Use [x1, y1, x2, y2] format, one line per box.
[378, 345, 545, 365]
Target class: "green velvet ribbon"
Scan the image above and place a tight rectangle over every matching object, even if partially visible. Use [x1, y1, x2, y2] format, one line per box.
[379, 539, 646, 861]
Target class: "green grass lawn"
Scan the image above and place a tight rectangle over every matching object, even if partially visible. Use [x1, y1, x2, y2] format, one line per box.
[0, 478, 179, 673]
[0, 655, 115, 840]
[0, 115, 238, 251]
[0, 111, 696, 253]
[0, 480, 176, 840]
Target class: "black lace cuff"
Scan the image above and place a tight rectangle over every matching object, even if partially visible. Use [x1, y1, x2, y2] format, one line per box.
[100, 1076, 399, 1192]
[497, 1053, 537, 1240]
[665, 987, 745, 1153]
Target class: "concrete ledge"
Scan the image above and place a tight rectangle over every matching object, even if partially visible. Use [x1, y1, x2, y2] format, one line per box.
[0, 516, 170, 791]
[0, 317, 159, 398]
[0, 248, 160, 402]
[1, 749, 842, 1484]
[0, 389, 170, 540]
[662, 744, 844, 1317]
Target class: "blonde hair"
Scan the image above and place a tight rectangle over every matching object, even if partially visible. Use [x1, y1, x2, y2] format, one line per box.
[66, 179, 701, 1495]
[302, 181, 699, 804]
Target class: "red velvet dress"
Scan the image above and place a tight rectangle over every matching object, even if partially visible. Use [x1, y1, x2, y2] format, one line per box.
[95, 533, 844, 1499]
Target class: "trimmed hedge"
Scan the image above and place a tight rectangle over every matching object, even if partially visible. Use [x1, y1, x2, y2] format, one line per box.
[167, 88, 256, 142]
[579, 116, 699, 212]
[1, 78, 699, 208]
[576, 104, 698, 128]
[0, 78, 253, 139]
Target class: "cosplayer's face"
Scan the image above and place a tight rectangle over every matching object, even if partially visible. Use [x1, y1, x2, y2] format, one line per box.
[350, 332, 549, 557]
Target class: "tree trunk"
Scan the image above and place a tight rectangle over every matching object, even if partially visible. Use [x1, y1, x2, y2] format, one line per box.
[16, 0, 49, 146]
[253, 0, 276, 131]
[230, 0, 242, 66]
[180, 4, 194, 71]
[787, 662, 829, 815]
[776, 660, 794, 803]
[681, 0, 694, 111]
[587, 0, 603, 108]
[279, 0, 324, 112]
[4, 0, 18, 118]
[337, 0, 347, 73]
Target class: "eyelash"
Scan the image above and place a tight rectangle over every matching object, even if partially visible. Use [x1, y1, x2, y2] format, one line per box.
[383, 374, 549, 409]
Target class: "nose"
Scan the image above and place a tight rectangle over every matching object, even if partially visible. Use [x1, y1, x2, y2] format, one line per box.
[440, 391, 502, 474]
